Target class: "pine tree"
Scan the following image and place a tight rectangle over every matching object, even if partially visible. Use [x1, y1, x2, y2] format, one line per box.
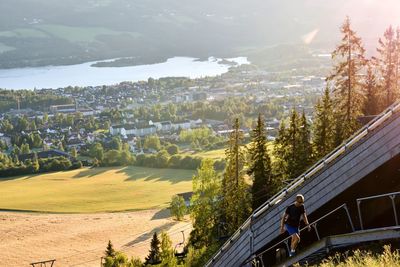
[160, 231, 177, 266]
[363, 63, 381, 115]
[298, 110, 313, 170]
[248, 114, 274, 210]
[313, 87, 335, 159]
[373, 25, 399, 109]
[221, 118, 251, 234]
[286, 109, 301, 179]
[328, 16, 366, 142]
[395, 28, 400, 98]
[145, 232, 161, 265]
[190, 159, 220, 247]
[273, 120, 289, 182]
[105, 240, 116, 258]
[274, 109, 312, 181]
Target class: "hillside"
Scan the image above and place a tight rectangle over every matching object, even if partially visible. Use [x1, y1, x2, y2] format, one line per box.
[1, 0, 399, 68]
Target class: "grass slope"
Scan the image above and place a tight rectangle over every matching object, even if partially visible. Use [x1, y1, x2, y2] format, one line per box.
[184, 148, 226, 160]
[0, 166, 194, 213]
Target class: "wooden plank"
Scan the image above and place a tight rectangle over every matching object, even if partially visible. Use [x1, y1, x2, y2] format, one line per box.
[217, 230, 250, 266]
[219, 238, 249, 267]
[224, 240, 250, 267]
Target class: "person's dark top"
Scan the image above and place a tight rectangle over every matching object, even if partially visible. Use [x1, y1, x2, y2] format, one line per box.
[285, 203, 305, 228]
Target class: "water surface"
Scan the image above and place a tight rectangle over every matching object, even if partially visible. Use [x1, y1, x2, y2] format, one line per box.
[0, 57, 249, 90]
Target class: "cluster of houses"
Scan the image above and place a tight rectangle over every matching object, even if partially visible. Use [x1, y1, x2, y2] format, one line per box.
[109, 119, 203, 138]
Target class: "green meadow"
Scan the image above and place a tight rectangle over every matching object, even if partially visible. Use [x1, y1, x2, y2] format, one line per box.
[0, 166, 194, 213]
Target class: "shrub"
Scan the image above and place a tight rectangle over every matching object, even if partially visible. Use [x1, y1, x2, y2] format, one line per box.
[166, 144, 179, 155]
[170, 195, 187, 221]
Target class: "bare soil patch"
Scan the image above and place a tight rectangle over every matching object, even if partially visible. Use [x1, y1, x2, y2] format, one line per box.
[0, 210, 191, 266]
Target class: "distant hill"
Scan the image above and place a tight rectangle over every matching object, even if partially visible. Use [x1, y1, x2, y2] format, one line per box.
[0, 0, 399, 68]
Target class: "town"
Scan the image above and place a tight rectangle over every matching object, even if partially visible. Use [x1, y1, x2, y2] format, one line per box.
[0, 64, 326, 176]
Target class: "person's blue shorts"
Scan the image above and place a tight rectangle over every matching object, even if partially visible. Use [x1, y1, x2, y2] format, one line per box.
[285, 224, 299, 235]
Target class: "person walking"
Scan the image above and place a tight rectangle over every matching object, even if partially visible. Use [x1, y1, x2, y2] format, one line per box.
[280, 194, 311, 257]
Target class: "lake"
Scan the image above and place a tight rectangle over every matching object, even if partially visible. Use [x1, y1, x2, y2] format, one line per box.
[0, 57, 249, 90]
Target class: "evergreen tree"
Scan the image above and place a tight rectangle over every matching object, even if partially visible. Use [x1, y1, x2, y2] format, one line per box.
[221, 118, 251, 234]
[286, 109, 301, 179]
[273, 120, 289, 181]
[328, 16, 366, 142]
[363, 63, 381, 115]
[274, 109, 312, 181]
[396, 28, 400, 98]
[313, 87, 335, 159]
[373, 25, 399, 109]
[105, 240, 116, 258]
[145, 232, 161, 265]
[190, 159, 220, 247]
[298, 110, 313, 169]
[160, 231, 177, 266]
[248, 114, 274, 210]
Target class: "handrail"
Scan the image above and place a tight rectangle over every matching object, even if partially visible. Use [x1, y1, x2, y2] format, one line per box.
[241, 204, 353, 266]
[206, 101, 400, 266]
[357, 191, 400, 230]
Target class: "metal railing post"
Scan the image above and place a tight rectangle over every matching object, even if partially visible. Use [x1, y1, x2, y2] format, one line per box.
[312, 223, 320, 240]
[357, 199, 363, 230]
[344, 205, 355, 232]
[259, 256, 265, 267]
[390, 194, 399, 225]
[284, 239, 290, 253]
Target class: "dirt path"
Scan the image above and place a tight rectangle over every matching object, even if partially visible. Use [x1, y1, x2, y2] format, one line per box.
[0, 210, 192, 267]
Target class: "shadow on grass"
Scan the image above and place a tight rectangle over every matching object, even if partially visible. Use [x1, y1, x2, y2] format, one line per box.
[72, 167, 110, 179]
[151, 208, 171, 220]
[117, 166, 193, 184]
[122, 221, 177, 247]
[0, 170, 63, 182]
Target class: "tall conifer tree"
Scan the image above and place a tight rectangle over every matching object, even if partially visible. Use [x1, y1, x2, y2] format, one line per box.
[286, 109, 301, 179]
[104, 240, 116, 258]
[313, 87, 335, 159]
[145, 232, 161, 265]
[298, 110, 313, 170]
[221, 118, 251, 234]
[328, 16, 366, 142]
[248, 114, 273, 210]
[273, 120, 289, 181]
[373, 26, 399, 109]
[363, 63, 381, 115]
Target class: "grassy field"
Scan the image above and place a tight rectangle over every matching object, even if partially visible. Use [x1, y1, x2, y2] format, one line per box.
[183, 142, 275, 161]
[0, 166, 194, 213]
[184, 148, 226, 160]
